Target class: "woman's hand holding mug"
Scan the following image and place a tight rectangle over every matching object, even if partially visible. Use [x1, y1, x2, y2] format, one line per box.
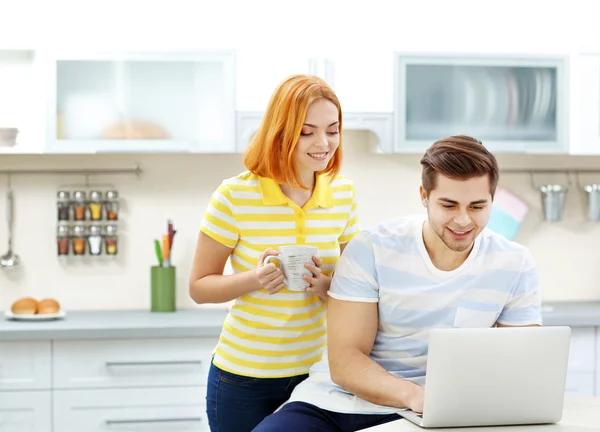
[304, 255, 331, 302]
[258, 246, 320, 295]
[256, 248, 286, 295]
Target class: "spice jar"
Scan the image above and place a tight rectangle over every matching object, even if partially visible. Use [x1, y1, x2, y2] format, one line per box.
[106, 190, 119, 221]
[57, 191, 71, 221]
[88, 225, 103, 255]
[73, 190, 87, 221]
[57, 225, 70, 256]
[103, 224, 118, 255]
[88, 191, 103, 221]
[72, 224, 87, 255]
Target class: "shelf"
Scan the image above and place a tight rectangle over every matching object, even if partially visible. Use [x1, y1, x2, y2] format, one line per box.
[0, 166, 142, 177]
[235, 111, 394, 153]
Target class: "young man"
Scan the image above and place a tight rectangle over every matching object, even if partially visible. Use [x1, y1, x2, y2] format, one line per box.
[252, 135, 542, 432]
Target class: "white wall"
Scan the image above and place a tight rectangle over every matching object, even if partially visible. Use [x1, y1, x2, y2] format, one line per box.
[0, 130, 599, 312]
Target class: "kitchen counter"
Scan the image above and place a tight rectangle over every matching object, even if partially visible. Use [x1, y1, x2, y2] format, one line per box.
[1, 301, 599, 341]
[541, 301, 600, 327]
[363, 394, 600, 431]
[0, 308, 229, 341]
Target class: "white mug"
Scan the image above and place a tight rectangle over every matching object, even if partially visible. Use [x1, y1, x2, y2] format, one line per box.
[264, 246, 318, 292]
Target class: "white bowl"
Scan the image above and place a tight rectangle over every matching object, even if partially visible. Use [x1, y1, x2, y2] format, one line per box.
[0, 128, 18, 146]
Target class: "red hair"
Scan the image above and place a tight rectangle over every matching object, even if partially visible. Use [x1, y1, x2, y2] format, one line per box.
[243, 74, 343, 189]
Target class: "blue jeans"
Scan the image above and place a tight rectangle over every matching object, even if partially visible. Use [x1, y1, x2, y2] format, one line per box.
[252, 401, 402, 432]
[206, 360, 308, 432]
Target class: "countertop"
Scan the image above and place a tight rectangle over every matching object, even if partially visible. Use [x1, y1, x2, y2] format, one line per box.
[540, 301, 600, 327]
[363, 394, 600, 431]
[1, 301, 599, 341]
[0, 308, 229, 341]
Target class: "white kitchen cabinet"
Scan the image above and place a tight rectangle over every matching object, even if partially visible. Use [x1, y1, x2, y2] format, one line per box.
[235, 50, 396, 153]
[0, 391, 51, 432]
[571, 54, 600, 155]
[597, 327, 600, 396]
[564, 327, 597, 396]
[343, 113, 395, 153]
[54, 386, 207, 432]
[393, 53, 568, 154]
[0, 50, 46, 154]
[565, 372, 596, 396]
[53, 337, 214, 389]
[236, 50, 316, 113]
[43, 50, 236, 154]
[235, 52, 340, 152]
[567, 328, 596, 373]
[332, 51, 394, 113]
[0, 341, 51, 391]
[576, 0, 600, 54]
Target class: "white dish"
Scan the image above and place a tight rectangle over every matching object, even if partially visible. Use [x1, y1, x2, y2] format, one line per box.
[4, 310, 66, 321]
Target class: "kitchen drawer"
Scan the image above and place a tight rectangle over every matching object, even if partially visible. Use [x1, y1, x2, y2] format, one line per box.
[0, 341, 51, 391]
[567, 328, 596, 373]
[597, 327, 600, 397]
[565, 372, 596, 396]
[0, 391, 52, 432]
[53, 337, 216, 389]
[54, 386, 208, 432]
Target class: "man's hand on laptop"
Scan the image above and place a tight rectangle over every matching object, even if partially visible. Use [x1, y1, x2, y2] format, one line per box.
[406, 383, 424, 413]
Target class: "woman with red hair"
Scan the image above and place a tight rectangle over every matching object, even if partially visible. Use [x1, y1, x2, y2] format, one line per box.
[189, 74, 360, 431]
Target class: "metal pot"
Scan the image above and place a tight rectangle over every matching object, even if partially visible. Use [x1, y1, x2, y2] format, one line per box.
[584, 184, 600, 222]
[539, 184, 568, 222]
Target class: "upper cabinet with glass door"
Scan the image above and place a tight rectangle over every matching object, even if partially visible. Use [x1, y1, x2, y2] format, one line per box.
[46, 51, 235, 153]
[394, 54, 568, 154]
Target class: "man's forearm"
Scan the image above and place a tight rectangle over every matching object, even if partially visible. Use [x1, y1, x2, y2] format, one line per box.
[330, 349, 419, 409]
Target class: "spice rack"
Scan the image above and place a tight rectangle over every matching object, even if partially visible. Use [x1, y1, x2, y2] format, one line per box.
[56, 185, 121, 258]
[0, 164, 143, 259]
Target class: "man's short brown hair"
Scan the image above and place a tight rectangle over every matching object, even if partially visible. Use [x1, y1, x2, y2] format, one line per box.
[420, 135, 499, 198]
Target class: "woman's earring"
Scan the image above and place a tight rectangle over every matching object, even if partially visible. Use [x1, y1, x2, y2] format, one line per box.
[422, 199, 428, 207]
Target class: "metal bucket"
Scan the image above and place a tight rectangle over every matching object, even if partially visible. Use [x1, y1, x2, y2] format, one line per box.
[584, 184, 600, 222]
[539, 184, 568, 222]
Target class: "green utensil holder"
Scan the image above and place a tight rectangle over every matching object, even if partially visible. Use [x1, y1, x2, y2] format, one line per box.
[151, 266, 176, 312]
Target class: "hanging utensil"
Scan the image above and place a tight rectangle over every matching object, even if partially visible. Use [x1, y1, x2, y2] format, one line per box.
[1, 178, 20, 269]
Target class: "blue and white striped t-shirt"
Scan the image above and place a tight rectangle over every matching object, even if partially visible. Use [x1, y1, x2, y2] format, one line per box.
[286, 215, 542, 414]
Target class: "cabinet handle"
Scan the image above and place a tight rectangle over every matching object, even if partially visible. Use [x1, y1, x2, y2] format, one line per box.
[106, 417, 202, 425]
[105, 360, 202, 367]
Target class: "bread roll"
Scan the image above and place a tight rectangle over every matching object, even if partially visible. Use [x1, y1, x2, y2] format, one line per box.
[11, 297, 38, 315]
[37, 298, 61, 315]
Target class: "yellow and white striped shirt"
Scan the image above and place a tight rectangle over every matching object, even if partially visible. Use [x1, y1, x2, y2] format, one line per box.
[200, 170, 359, 378]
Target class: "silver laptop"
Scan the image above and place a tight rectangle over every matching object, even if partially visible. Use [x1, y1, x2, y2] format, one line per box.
[401, 326, 571, 428]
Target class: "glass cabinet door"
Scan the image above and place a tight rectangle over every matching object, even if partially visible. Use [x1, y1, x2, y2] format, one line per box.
[395, 54, 567, 153]
[48, 51, 235, 153]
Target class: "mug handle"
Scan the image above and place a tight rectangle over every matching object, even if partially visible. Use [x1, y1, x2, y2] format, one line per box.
[264, 255, 288, 286]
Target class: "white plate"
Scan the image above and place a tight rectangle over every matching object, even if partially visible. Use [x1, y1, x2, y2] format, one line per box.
[4, 310, 66, 321]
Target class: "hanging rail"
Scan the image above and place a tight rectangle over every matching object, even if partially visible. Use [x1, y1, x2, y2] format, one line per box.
[0, 165, 142, 177]
[500, 168, 600, 189]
